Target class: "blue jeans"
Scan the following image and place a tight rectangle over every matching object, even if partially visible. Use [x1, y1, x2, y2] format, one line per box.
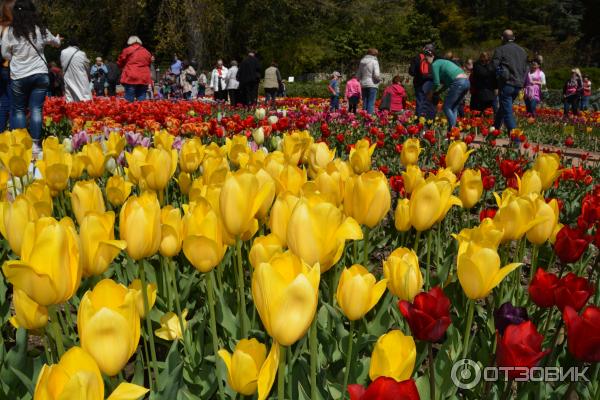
[443, 78, 470, 130]
[362, 87, 378, 114]
[11, 73, 49, 142]
[124, 84, 147, 102]
[581, 96, 590, 110]
[525, 98, 538, 116]
[415, 81, 437, 121]
[330, 95, 339, 111]
[494, 84, 520, 132]
[0, 66, 12, 131]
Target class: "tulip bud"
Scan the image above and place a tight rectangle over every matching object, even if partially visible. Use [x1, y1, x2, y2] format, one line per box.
[106, 175, 133, 207]
[159, 205, 183, 257]
[9, 289, 48, 330]
[119, 191, 161, 260]
[128, 279, 157, 318]
[249, 234, 284, 269]
[394, 198, 411, 232]
[336, 264, 387, 320]
[155, 310, 188, 341]
[71, 180, 106, 225]
[0, 196, 38, 255]
[344, 171, 391, 228]
[400, 138, 421, 167]
[349, 139, 376, 174]
[253, 127, 265, 145]
[402, 165, 424, 194]
[446, 141, 473, 173]
[268, 191, 299, 245]
[80, 211, 127, 277]
[409, 179, 461, 231]
[459, 169, 483, 209]
[533, 153, 561, 190]
[369, 330, 416, 382]
[383, 247, 423, 301]
[182, 199, 226, 272]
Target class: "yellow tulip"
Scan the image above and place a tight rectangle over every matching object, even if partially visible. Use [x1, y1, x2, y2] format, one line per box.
[218, 339, 279, 400]
[274, 164, 307, 196]
[383, 247, 423, 301]
[178, 171, 192, 195]
[202, 155, 230, 186]
[409, 180, 462, 231]
[550, 222, 563, 245]
[312, 169, 345, 206]
[227, 135, 251, 167]
[252, 251, 320, 345]
[70, 153, 87, 180]
[526, 196, 558, 245]
[105, 131, 126, 159]
[349, 138, 376, 174]
[179, 138, 204, 173]
[182, 199, 226, 272]
[336, 264, 387, 320]
[36, 146, 72, 192]
[128, 279, 157, 318]
[255, 169, 276, 221]
[533, 153, 561, 190]
[141, 147, 178, 192]
[307, 142, 335, 178]
[106, 175, 133, 207]
[394, 198, 411, 232]
[159, 206, 183, 257]
[459, 169, 483, 209]
[328, 158, 354, 181]
[220, 170, 272, 238]
[493, 194, 545, 242]
[153, 130, 175, 150]
[23, 181, 52, 217]
[78, 279, 140, 376]
[119, 191, 161, 260]
[80, 211, 127, 277]
[0, 143, 31, 177]
[0, 167, 8, 199]
[432, 167, 458, 185]
[268, 191, 299, 246]
[9, 289, 48, 330]
[124, 146, 148, 186]
[249, 234, 284, 269]
[282, 130, 313, 166]
[0, 196, 38, 255]
[155, 310, 188, 341]
[3, 217, 80, 306]
[71, 180, 106, 225]
[453, 218, 504, 257]
[369, 330, 416, 382]
[517, 170, 542, 196]
[264, 151, 285, 179]
[402, 165, 424, 194]
[0, 129, 32, 151]
[344, 171, 391, 228]
[81, 142, 107, 178]
[400, 138, 421, 167]
[446, 141, 473, 173]
[286, 197, 363, 272]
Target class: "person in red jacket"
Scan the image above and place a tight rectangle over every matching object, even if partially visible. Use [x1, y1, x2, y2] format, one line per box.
[117, 35, 152, 102]
[380, 75, 407, 113]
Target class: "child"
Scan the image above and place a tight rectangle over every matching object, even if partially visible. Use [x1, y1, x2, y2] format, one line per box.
[345, 74, 361, 113]
[563, 68, 583, 117]
[581, 75, 592, 111]
[380, 75, 407, 113]
[328, 71, 341, 111]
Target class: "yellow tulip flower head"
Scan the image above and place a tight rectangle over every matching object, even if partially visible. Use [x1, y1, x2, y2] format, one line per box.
[36, 145, 73, 193]
[255, 168, 276, 221]
[105, 175, 133, 207]
[432, 167, 458, 185]
[159, 205, 183, 257]
[249, 234, 284, 270]
[124, 146, 148, 187]
[394, 198, 411, 232]
[227, 135, 251, 168]
[349, 138, 376, 174]
[532, 152, 561, 190]
[445, 141, 474, 173]
[312, 169, 345, 206]
[81, 142, 107, 178]
[140, 147, 178, 192]
[307, 142, 336, 178]
[0, 195, 38, 255]
[282, 130, 313, 166]
[218, 339, 280, 399]
[383, 247, 423, 301]
[119, 191, 161, 260]
[182, 199, 226, 272]
[286, 197, 363, 273]
[459, 169, 483, 209]
[128, 279, 157, 318]
[153, 130, 175, 151]
[178, 171, 192, 196]
[70, 153, 87, 180]
[409, 179, 462, 231]
[369, 330, 416, 382]
[24, 180, 53, 217]
[179, 138, 204, 173]
[453, 218, 504, 257]
[80, 211, 127, 277]
[155, 310, 188, 341]
[71, 180, 106, 225]
[268, 191, 300, 246]
[0, 129, 32, 151]
[2, 217, 80, 306]
[252, 251, 320, 346]
[526, 196, 559, 245]
[344, 171, 391, 228]
[9, 289, 48, 330]
[493, 194, 546, 243]
[77, 279, 141, 376]
[400, 138, 421, 168]
[105, 131, 126, 159]
[457, 243, 521, 299]
[0, 143, 31, 178]
[517, 170, 542, 196]
[274, 164, 307, 196]
[402, 165, 424, 195]
[336, 264, 387, 320]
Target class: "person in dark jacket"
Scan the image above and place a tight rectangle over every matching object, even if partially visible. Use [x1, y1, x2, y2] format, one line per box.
[470, 52, 497, 112]
[236, 51, 261, 106]
[408, 43, 436, 120]
[492, 29, 528, 134]
[563, 68, 583, 118]
[105, 59, 120, 97]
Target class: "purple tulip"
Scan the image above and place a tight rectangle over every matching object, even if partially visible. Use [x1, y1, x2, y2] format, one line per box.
[494, 302, 529, 335]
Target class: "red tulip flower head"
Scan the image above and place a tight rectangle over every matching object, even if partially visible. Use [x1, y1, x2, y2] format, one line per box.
[555, 273, 595, 312]
[563, 305, 600, 363]
[554, 226, 591, 264]
[398, 286, 451, 343]
[348, 377, 420, 400]
[528, 268, 559, 308]
[496, 321, 549, 379]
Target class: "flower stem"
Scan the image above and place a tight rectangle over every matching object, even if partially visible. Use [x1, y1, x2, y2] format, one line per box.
[342, 321, 355, 400]
[425, 228, 434, 290]
[310, 318, 318, 400]
[278, 344, 287, 400]
[530, 244, 539, 283]
[428, 343, 436, 400]
[207, 270, 225, 398]
[413, 230, 422, 255]
[362, 226, 370, 268]
[139, 260, 159, 386]
[48, 305, 65, 357]
[236, 238, 248, 337]
[461, 299, 475, 361]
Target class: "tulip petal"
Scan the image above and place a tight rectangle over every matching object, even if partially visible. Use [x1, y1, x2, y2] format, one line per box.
[107, 382, 149, 400]
[367, 279, 388, 314]
[258, 343, 280, 400]
[457, 255, 487, 300]
[489, 263, 522, 294]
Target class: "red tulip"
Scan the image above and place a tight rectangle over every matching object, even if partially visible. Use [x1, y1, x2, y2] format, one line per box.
[348, 377, 420, 400]
[555, 273, 595, 312]
[554, 226, 591, 264]
[563, 305, 600, 363]
[528, 268, 559, 308]
[496, 321, 549, 379]
[398, 286, 451, 342]
[479, 208, 497, 221]
[499, 159, 521, 179]
[482, 175, 496, 190]
[564, 136, 574, 147]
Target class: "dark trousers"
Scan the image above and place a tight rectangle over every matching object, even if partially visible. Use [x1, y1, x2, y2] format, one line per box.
[228, 89, 238, 105]
[348, 95, 359, 113]
[239, 82, 258, 106]
[330, 95, 339, 111]
[0, 66, 12, 131]
[415, 81, 437, 120]
[214, 90, 227, 101]
[107, 81, 117, 97]
[93, 81, 105, 96]
[564, 95, 580, 117]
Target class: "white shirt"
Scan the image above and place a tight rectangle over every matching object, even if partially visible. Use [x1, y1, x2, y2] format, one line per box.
[60, 46, 92, 102]
[210, 66, 229, 92]
[2, 27, 61, 80]
[226, 66, 239, 90]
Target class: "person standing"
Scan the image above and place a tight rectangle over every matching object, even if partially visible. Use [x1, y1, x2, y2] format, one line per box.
[344, 74, 361, 114]
[425, 54, 470, 132]
[581, 75, 592, 111]
[492, 29, 528, 134]
[210, 59, 228, 102]
[470, 52, 497, 112]
[379, 75, 407, 113]
[106, 58, 120, 97]
[523, 60, 545, 117]
[409, 44, 436, 120]
[1, 0, 61, 157]
[117, 36, 152, 102]
[180, 60, 196, 100]
[357, 48, 381, 114]
[197, 70, 207, 98]
[263, 61, 281, 108]
[226, 60, 239, 105]
[328, 71, 341, 112]
[90, 57, 108, 96]
[60, 38, 92, 102]
[170, 54, 182, 77]
[0, 0, 14, 132]
[563, 68, 583, 118]
[237, 51, 261, 106]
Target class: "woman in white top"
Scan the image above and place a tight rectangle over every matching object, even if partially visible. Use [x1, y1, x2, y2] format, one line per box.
[60, 38, 92, 103]
[1, 0, 60, 156]
[210, 59, 228, 102]
[226, 60, 239, 105]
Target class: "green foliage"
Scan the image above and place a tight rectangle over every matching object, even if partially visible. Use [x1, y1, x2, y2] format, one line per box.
[545, 67, 600, 90]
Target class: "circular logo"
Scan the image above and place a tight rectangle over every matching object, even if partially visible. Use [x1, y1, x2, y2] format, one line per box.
[451, 359, 481, 390]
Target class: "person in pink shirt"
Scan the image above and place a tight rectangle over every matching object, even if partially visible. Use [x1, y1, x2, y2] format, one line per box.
[344, 74, 361, 113]
[380, 75, 407, 113]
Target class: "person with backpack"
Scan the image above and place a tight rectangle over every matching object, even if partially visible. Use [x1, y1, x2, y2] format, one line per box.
[210, 59, 228, 102]
[117, 35, 152, 102]
[357, 48, 381, 114]
[563, 68, 583, 118]
[409, 44, 437, 120]
[181, 60, 197, 100]
[1, 0, 61, 157]
[523, 60, 545, 117]
[90, 57, 108, 96]
[60, 38, 91, 102]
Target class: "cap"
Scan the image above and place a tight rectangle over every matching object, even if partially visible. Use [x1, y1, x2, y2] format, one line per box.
[423, 44, 435, 56]
[333, 71, 341, 77]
